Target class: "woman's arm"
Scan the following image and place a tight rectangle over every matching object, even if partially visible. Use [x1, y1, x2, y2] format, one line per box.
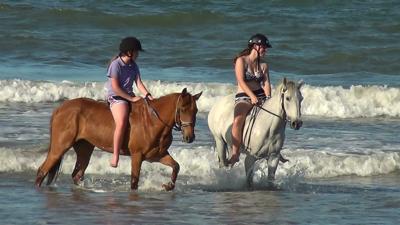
[261, 63, 271, 97]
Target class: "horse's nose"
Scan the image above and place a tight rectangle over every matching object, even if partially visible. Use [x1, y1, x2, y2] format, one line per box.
[291, 120, 303, 130]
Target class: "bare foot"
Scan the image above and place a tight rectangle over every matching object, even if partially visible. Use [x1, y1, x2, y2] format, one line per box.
[110, 156, 119, 168]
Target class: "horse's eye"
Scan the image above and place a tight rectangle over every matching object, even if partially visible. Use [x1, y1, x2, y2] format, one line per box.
[286, 97, 290, 101]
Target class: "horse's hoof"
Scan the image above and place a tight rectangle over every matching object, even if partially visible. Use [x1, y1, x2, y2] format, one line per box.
[228, 156, 239, 168]
[162, 182, 175, 191]
[35, 178, 43, 188]
[131, 182, 138, 190]
[35, 170, 46, 187]
[279, 155, 289, 163]
[73, 175, 83, 185]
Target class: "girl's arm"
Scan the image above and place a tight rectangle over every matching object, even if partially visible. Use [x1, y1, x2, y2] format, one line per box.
[135, 73, 153, 100]
[110, 78, 141, 102]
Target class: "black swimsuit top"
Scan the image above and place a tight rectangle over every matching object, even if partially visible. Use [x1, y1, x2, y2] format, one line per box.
[244, 64, 264, 82]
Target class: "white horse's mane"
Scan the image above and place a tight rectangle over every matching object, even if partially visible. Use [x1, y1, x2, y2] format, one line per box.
[274, 79, 298, 95]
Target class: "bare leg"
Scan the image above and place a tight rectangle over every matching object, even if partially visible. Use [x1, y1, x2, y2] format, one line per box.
[110, 102, 129, 168]
[229, 102, 253, 166]
[158, 154, 180, 191]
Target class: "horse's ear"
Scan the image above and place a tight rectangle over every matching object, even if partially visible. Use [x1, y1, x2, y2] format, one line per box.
[194, 91, 202, 101]
[181, 88, 188, 95]
[282, 77, 288, 92]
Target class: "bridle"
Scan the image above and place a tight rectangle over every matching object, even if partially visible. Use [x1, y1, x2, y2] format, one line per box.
[173, 95, 194, 131]
[145, 95, 194, 132]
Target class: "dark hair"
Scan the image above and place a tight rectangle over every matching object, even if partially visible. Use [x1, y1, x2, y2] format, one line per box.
[119, 36, 143, 54]
[107, 37, 143, 70]
[233, 46, 252, 65]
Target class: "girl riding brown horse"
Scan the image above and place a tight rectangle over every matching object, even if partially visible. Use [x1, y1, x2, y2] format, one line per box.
[35, 88, 202, 191]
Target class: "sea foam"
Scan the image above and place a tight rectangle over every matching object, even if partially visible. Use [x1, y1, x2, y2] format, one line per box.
[1, 79, 400, 118]
[0, 145, 399, 191]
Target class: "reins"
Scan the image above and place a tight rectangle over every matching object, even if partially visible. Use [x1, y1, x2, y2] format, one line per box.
[255, 92, 289, 123]
[242, 92, 288, 153]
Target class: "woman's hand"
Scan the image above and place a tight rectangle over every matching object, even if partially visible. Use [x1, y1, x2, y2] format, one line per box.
[250, 95, 259, 105]
[145, 93, 154, 101]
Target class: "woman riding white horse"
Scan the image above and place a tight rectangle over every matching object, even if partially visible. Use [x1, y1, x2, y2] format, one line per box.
[229, 33, 273, 167]
[208, 78, 304, 186]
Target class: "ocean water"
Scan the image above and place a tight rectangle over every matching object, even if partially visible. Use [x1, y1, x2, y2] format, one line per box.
[1, 0, 400, 224]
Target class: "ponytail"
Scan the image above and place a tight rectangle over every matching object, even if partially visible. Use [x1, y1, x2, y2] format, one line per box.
[233, 45, 252, 65]
[233, 44, 263, 74]
[107, 54, 119, 71]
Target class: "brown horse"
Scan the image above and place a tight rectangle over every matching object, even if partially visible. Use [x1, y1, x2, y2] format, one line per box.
[35, 88, 202, 191]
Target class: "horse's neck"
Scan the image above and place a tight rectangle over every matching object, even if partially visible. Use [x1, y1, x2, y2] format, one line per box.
[151, 94, 178, 126]
[261, 93, 284, 119]
[257, 92, 286, 131]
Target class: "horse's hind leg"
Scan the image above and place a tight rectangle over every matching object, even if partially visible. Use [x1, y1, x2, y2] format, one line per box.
[72, 140, 94, 185]
[214, 136, 228, 167]
[36, 120, 78, 187]
[36, 141, 74, 187]
[158, 153, 180, 191]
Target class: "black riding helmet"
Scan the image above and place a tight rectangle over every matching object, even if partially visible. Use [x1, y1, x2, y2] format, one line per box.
[119, 36, 144, 53]
[248, 33, 272, 48]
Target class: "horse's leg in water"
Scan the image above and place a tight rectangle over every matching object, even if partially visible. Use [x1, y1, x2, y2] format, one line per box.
[71, 140, 94, 185]
[267, 153, 280, 181]
[214, 136, 228, 167]
[35, 140, 74, 187]
[244, 155, 257, 188]
[130, 152, 143, 190]
[158, 153, 180, 191]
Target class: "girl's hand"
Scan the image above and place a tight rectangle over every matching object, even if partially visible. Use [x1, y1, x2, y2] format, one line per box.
[145, 93, 154, 101]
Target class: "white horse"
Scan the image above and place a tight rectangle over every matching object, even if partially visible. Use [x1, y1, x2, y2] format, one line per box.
[208, 78, 304, 186]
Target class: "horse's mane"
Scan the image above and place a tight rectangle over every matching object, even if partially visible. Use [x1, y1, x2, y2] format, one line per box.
[146, 92, 180, 109]
[155, 92, 180, 101]
[275, 79, 297, 94]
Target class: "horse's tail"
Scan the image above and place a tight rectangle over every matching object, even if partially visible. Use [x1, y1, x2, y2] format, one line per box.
[35, 106, 65, 187]
[45, 106, 67, 185]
